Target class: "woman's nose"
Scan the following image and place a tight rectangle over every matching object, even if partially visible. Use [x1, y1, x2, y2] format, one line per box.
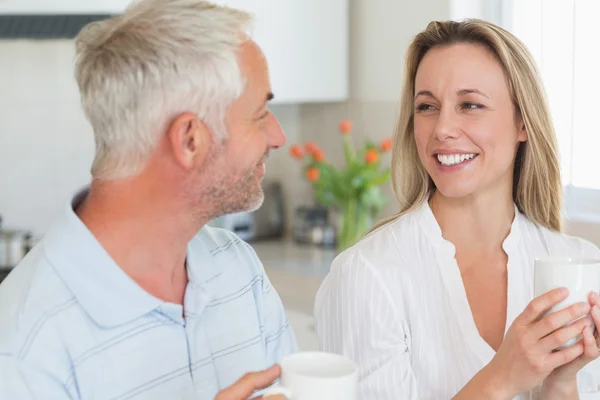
[433, 109, 461, 141]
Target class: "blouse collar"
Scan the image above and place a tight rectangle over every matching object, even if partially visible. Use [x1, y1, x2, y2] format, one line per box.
[414, 200, 523, 256]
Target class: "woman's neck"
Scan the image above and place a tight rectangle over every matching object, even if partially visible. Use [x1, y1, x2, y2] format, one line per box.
[429, 189, 516, 256]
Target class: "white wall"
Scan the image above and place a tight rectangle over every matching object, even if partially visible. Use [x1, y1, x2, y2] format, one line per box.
[0, 41, 94, 234]
[449, 0, 503, 25]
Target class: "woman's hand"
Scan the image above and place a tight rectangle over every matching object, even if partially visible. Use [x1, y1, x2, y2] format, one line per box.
[455, 288, 591, 399]
[540, 292, 600, 399]
[489, 288, 592, 397]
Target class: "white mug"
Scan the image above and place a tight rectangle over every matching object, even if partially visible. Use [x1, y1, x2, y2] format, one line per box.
[260, 351, 358, 400]
[534, 257, 600, 348]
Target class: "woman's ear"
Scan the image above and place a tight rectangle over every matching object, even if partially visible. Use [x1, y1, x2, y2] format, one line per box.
[518, 122, 528, 142]
[516, 112, 528, 142]
[167, 112, 210, 170]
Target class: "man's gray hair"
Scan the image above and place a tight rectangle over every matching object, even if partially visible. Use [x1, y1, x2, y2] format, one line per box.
[75, 0, 253, 179]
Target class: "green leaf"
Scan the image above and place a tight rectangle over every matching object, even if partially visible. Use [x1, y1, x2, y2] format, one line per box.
[315, 188, 335, 207]
[369, 168, 391, 187]
[328, 167, 351, 201]
[343, 136, 356, 165]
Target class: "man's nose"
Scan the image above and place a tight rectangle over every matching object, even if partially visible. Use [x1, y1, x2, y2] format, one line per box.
[266, 113, 287, 149]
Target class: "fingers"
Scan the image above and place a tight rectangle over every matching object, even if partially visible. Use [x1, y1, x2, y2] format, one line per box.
[580, 326, 600, 360]
[588, 292, 600, 308]
[262, 396, 288, 400]
[215, 365, 281, 400]
[532, 301, 590, 339]
[546, 341, 585, 370]
[589, 292, 600, 321]
[591, 302, 600, 332]
[522, 288, 569, 325]
[538, 316, 591, 353]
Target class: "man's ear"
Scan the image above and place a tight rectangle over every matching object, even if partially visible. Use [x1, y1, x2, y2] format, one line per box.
[167, 112, 210, 170]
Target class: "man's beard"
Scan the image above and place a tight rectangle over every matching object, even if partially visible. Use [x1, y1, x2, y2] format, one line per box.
[189, 149, 268, 221]
[208, 168, 265, 216]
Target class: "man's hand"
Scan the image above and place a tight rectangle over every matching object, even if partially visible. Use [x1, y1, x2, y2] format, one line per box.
[214, 365, 287, 400]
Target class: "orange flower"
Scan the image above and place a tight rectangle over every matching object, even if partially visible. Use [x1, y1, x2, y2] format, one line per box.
[313, 150, 325, 162]
[339, 120, 352, 135]
[306, 167, 320, 182]
[289, 144, 304, 159]
[364, 149, 380, 164]
[380, 138, 393, 152]
[304, 141, 320, 154]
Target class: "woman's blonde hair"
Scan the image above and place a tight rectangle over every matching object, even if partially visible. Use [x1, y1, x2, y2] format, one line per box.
[371, 19, 562, 233]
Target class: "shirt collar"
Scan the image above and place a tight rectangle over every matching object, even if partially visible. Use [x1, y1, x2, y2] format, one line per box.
[415, 199, 522, 255]
[43, 188, 164, 328]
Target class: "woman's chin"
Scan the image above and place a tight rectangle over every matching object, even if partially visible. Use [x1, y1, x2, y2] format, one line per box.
[433, 183, 477, 200]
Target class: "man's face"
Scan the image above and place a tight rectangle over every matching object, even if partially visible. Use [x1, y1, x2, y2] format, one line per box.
[200, 40, 286, 217]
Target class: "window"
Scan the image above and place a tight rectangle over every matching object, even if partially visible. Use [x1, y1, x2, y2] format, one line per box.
[451, 0, 600, 221]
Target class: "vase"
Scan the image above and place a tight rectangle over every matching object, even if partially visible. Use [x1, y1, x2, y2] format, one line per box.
[337, 197, 373, 252]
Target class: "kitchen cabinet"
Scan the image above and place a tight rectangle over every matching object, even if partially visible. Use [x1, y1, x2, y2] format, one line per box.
[0, 0, 349, 103]
[216, 0, 349, 103]
[0, 0, 129, 14]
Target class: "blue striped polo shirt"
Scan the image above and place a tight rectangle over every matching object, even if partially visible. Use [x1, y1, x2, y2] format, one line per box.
[0, 195, 297, 399]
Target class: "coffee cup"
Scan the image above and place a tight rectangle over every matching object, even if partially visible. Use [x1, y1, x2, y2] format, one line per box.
[534, 257, 600, 348]
[260, 351, 358, 400]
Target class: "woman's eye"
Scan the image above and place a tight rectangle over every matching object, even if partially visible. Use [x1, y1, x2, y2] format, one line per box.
[416, 103, 435, 112]
[462, 102, 484, 110]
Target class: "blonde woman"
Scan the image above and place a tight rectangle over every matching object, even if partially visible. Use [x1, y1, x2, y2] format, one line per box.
[315, 19, 600, 399]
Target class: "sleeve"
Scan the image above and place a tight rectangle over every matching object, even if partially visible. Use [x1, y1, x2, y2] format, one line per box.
[314, 250, 419, 399]
[577, 239, 600, 397]
[0, 354, 75, 399]
[245, 243, 298, 366]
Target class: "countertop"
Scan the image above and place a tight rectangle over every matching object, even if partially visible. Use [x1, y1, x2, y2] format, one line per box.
[251, 239, 337, 315]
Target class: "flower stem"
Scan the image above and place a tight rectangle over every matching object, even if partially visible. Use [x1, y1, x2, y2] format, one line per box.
[343, 136, 356, 164]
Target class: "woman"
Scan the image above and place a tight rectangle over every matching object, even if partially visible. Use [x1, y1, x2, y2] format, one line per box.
[314, 19, 600, 399]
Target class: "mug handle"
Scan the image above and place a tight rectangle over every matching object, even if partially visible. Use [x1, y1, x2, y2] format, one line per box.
[261, 385, 293, 398]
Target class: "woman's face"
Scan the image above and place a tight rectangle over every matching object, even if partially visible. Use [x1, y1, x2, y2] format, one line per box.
[413, 43, 527, 200]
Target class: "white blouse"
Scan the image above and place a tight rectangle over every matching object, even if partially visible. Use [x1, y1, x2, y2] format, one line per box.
[314, 202, 600, 399]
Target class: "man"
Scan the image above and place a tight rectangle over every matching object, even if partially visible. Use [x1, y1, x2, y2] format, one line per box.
[0, 0, 296, 398]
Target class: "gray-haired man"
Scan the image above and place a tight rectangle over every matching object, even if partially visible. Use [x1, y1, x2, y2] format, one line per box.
[0, 1, 296, 399]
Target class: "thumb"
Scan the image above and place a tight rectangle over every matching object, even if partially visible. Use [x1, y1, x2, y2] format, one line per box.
[216, 364, 281, 400]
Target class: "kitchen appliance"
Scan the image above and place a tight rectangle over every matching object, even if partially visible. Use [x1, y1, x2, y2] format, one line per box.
[293, 206, 336, 248]
[0, 216, 34, 269]
[251, 181, 285, 240]
[209, 212, 256, 243]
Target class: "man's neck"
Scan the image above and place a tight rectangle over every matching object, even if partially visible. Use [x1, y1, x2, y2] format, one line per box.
[76, 181, 206, 305]
[429, 187, 516, 258]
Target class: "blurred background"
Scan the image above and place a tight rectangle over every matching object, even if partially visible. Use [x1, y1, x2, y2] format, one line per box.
[1, 0, 599, 350]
